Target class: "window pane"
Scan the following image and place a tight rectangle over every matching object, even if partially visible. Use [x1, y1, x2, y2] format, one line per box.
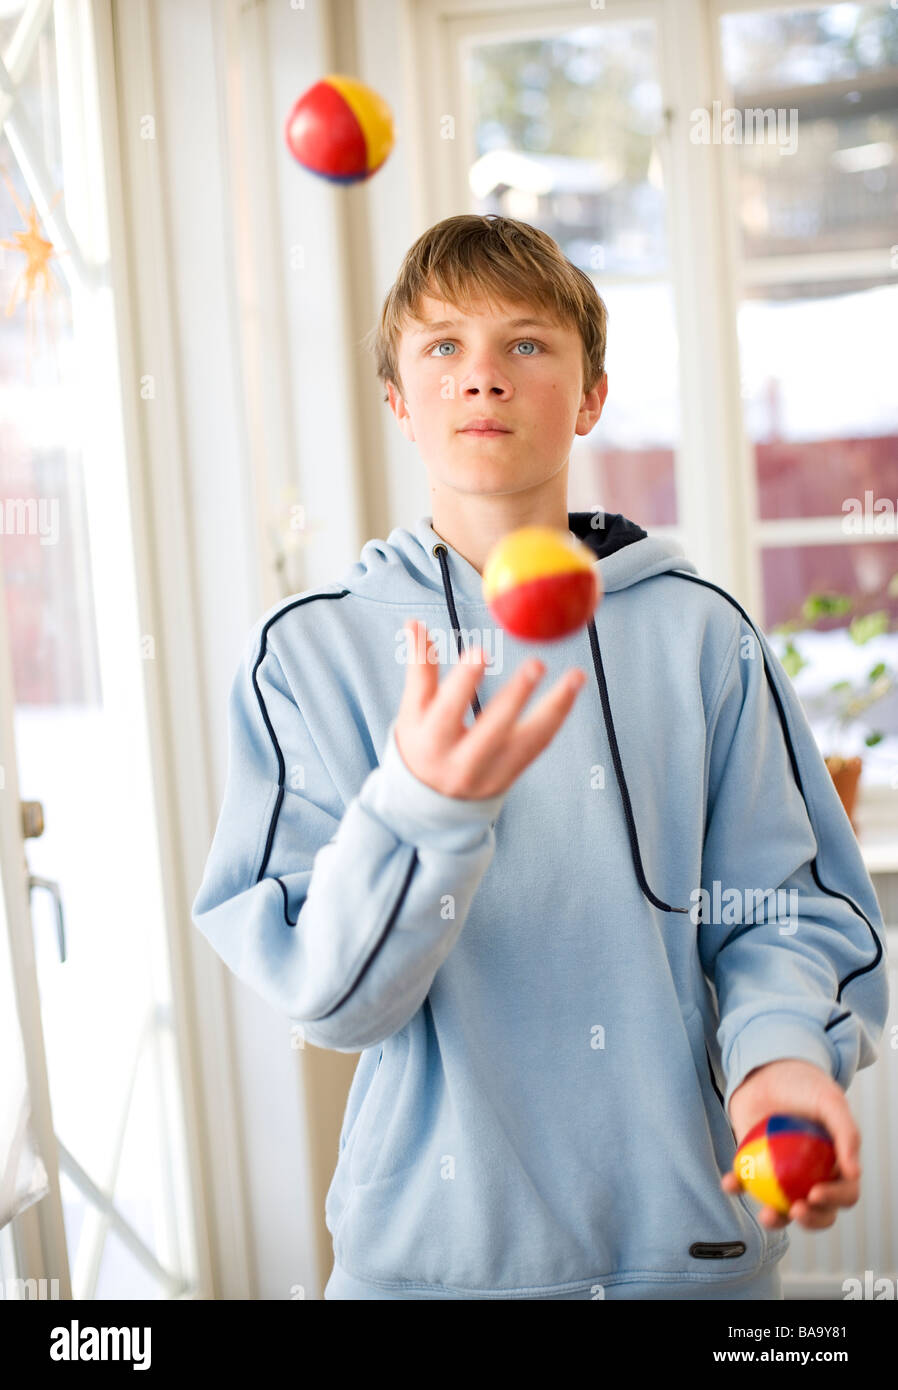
[733, 106, 898, 260]
[721, 1, 898, 89]
[720, 0, 898, 258]
[762, 539, 898, 629]
[468, 24, 668, 273]
[738, 285, 898, 521]
[94, 1226, 166, 1302]
[572, 280, 678, 524]
[464, 18, 679, 523]
[718, 3, 898, 523]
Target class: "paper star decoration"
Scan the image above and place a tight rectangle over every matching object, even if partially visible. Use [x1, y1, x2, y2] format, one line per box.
[0, 162, 70, 378]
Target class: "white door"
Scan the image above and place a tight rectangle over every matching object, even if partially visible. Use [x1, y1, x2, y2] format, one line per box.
[0, 0, 197, 1299]
[0, 544, 71, 1299]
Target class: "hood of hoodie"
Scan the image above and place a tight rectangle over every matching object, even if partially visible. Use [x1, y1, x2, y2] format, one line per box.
[339, 510, 698, 607]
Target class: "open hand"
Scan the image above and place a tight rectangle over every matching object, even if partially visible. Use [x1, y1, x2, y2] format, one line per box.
[394, 618, 587, 800]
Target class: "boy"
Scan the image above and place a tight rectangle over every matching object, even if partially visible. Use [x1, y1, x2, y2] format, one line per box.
[191, 214, 889, 1300]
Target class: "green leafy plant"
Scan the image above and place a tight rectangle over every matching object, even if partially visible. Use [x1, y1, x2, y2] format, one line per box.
[771, 573, 898, 753]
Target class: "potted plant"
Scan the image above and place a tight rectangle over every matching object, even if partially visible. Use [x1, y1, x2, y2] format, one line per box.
[770, 572, 898, 832]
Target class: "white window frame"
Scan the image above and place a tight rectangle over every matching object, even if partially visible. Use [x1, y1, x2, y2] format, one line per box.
[711, 0, 898, 848]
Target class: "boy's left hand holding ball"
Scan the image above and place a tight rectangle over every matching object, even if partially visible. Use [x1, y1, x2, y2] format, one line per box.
[720, 1058, 862, 1230]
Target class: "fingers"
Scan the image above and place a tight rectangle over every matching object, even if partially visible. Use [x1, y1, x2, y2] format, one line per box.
[398, 619, 439, 718]
[721, 1170, 858, 1231]
[785, 1200, 837, 1230]
[459, 656, 548, 760]
[426, 640, 493, 746]
[803, 1177, 861, 1208]
[780, 1175, 860, 1230]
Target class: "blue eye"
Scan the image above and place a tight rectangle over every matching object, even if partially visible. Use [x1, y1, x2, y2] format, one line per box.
[428, 339, 544, 357]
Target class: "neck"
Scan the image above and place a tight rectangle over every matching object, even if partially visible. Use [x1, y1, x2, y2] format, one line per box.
[430, 480, 571, 576]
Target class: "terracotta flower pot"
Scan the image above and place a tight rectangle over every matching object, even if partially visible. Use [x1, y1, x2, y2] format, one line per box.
[824, 754, 863, 833]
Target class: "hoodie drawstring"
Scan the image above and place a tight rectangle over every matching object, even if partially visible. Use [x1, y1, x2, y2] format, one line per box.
[432, 540, 688, 916]
[584, 615, 688, 915]
[432, 543, 483, 719]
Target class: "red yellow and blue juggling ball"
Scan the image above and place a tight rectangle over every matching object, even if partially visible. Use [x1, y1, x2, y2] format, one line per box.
[482, 527, 602, 643]
[733, 1114, 836, 1215]
[284, 75, 395, 184]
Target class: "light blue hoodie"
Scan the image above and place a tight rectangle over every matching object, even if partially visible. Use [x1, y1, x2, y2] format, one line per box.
[191, 511, 889, 1300]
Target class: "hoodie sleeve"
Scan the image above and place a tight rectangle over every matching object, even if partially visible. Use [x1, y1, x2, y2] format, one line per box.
[697, 617, 890, 1117]
[191, 626, 507, 1052]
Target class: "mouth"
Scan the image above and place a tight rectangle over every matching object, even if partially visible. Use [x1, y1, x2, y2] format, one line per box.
[458, 418, 513, 437]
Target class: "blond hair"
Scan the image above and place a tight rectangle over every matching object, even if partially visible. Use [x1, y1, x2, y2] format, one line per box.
[363, 213, 608, 403]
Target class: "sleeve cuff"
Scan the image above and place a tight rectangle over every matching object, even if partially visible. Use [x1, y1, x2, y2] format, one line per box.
[357, 718, 508, 852]
[723, 1014, 842, 1115]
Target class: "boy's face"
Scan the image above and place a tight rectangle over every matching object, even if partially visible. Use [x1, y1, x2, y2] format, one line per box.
[386, 291, 608, 498]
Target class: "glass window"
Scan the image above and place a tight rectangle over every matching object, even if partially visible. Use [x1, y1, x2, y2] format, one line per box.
[738, 287, 897, 522]
[718, 2, 898, 790]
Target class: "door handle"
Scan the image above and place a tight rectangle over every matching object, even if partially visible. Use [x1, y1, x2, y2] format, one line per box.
[21, 800, 45, 839]
[28, 875, 67, 963]
[21, 799, 66, 962]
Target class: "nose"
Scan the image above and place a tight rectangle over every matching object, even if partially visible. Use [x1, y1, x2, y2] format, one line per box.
[459, 350, 513, 399]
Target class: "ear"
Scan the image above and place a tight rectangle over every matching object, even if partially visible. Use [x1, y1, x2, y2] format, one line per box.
[575, 372, 608, 437]
[387, 380, 416, 443]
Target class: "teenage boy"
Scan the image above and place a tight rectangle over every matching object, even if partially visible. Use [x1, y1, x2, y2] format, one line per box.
[192, 213, 888, 1300]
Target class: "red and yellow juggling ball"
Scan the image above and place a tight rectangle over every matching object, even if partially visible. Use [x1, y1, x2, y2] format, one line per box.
[482, 527, 602, 643]
[284, 75, 395, 184]
[733, 1114, 836, 1215]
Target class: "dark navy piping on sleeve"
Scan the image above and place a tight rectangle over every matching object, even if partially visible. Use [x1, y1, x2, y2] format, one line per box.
[668, 568, 884, 1031]
[252, 591, 351, 891]
[433, 541, 689, 916]
[248, 588, 423, 1022]
[309, 847, 420, 1020]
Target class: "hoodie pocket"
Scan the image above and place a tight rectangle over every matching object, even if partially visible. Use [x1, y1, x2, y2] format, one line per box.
[344, 1048, 384, 1183]
[346, 1027, 412, 1189]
